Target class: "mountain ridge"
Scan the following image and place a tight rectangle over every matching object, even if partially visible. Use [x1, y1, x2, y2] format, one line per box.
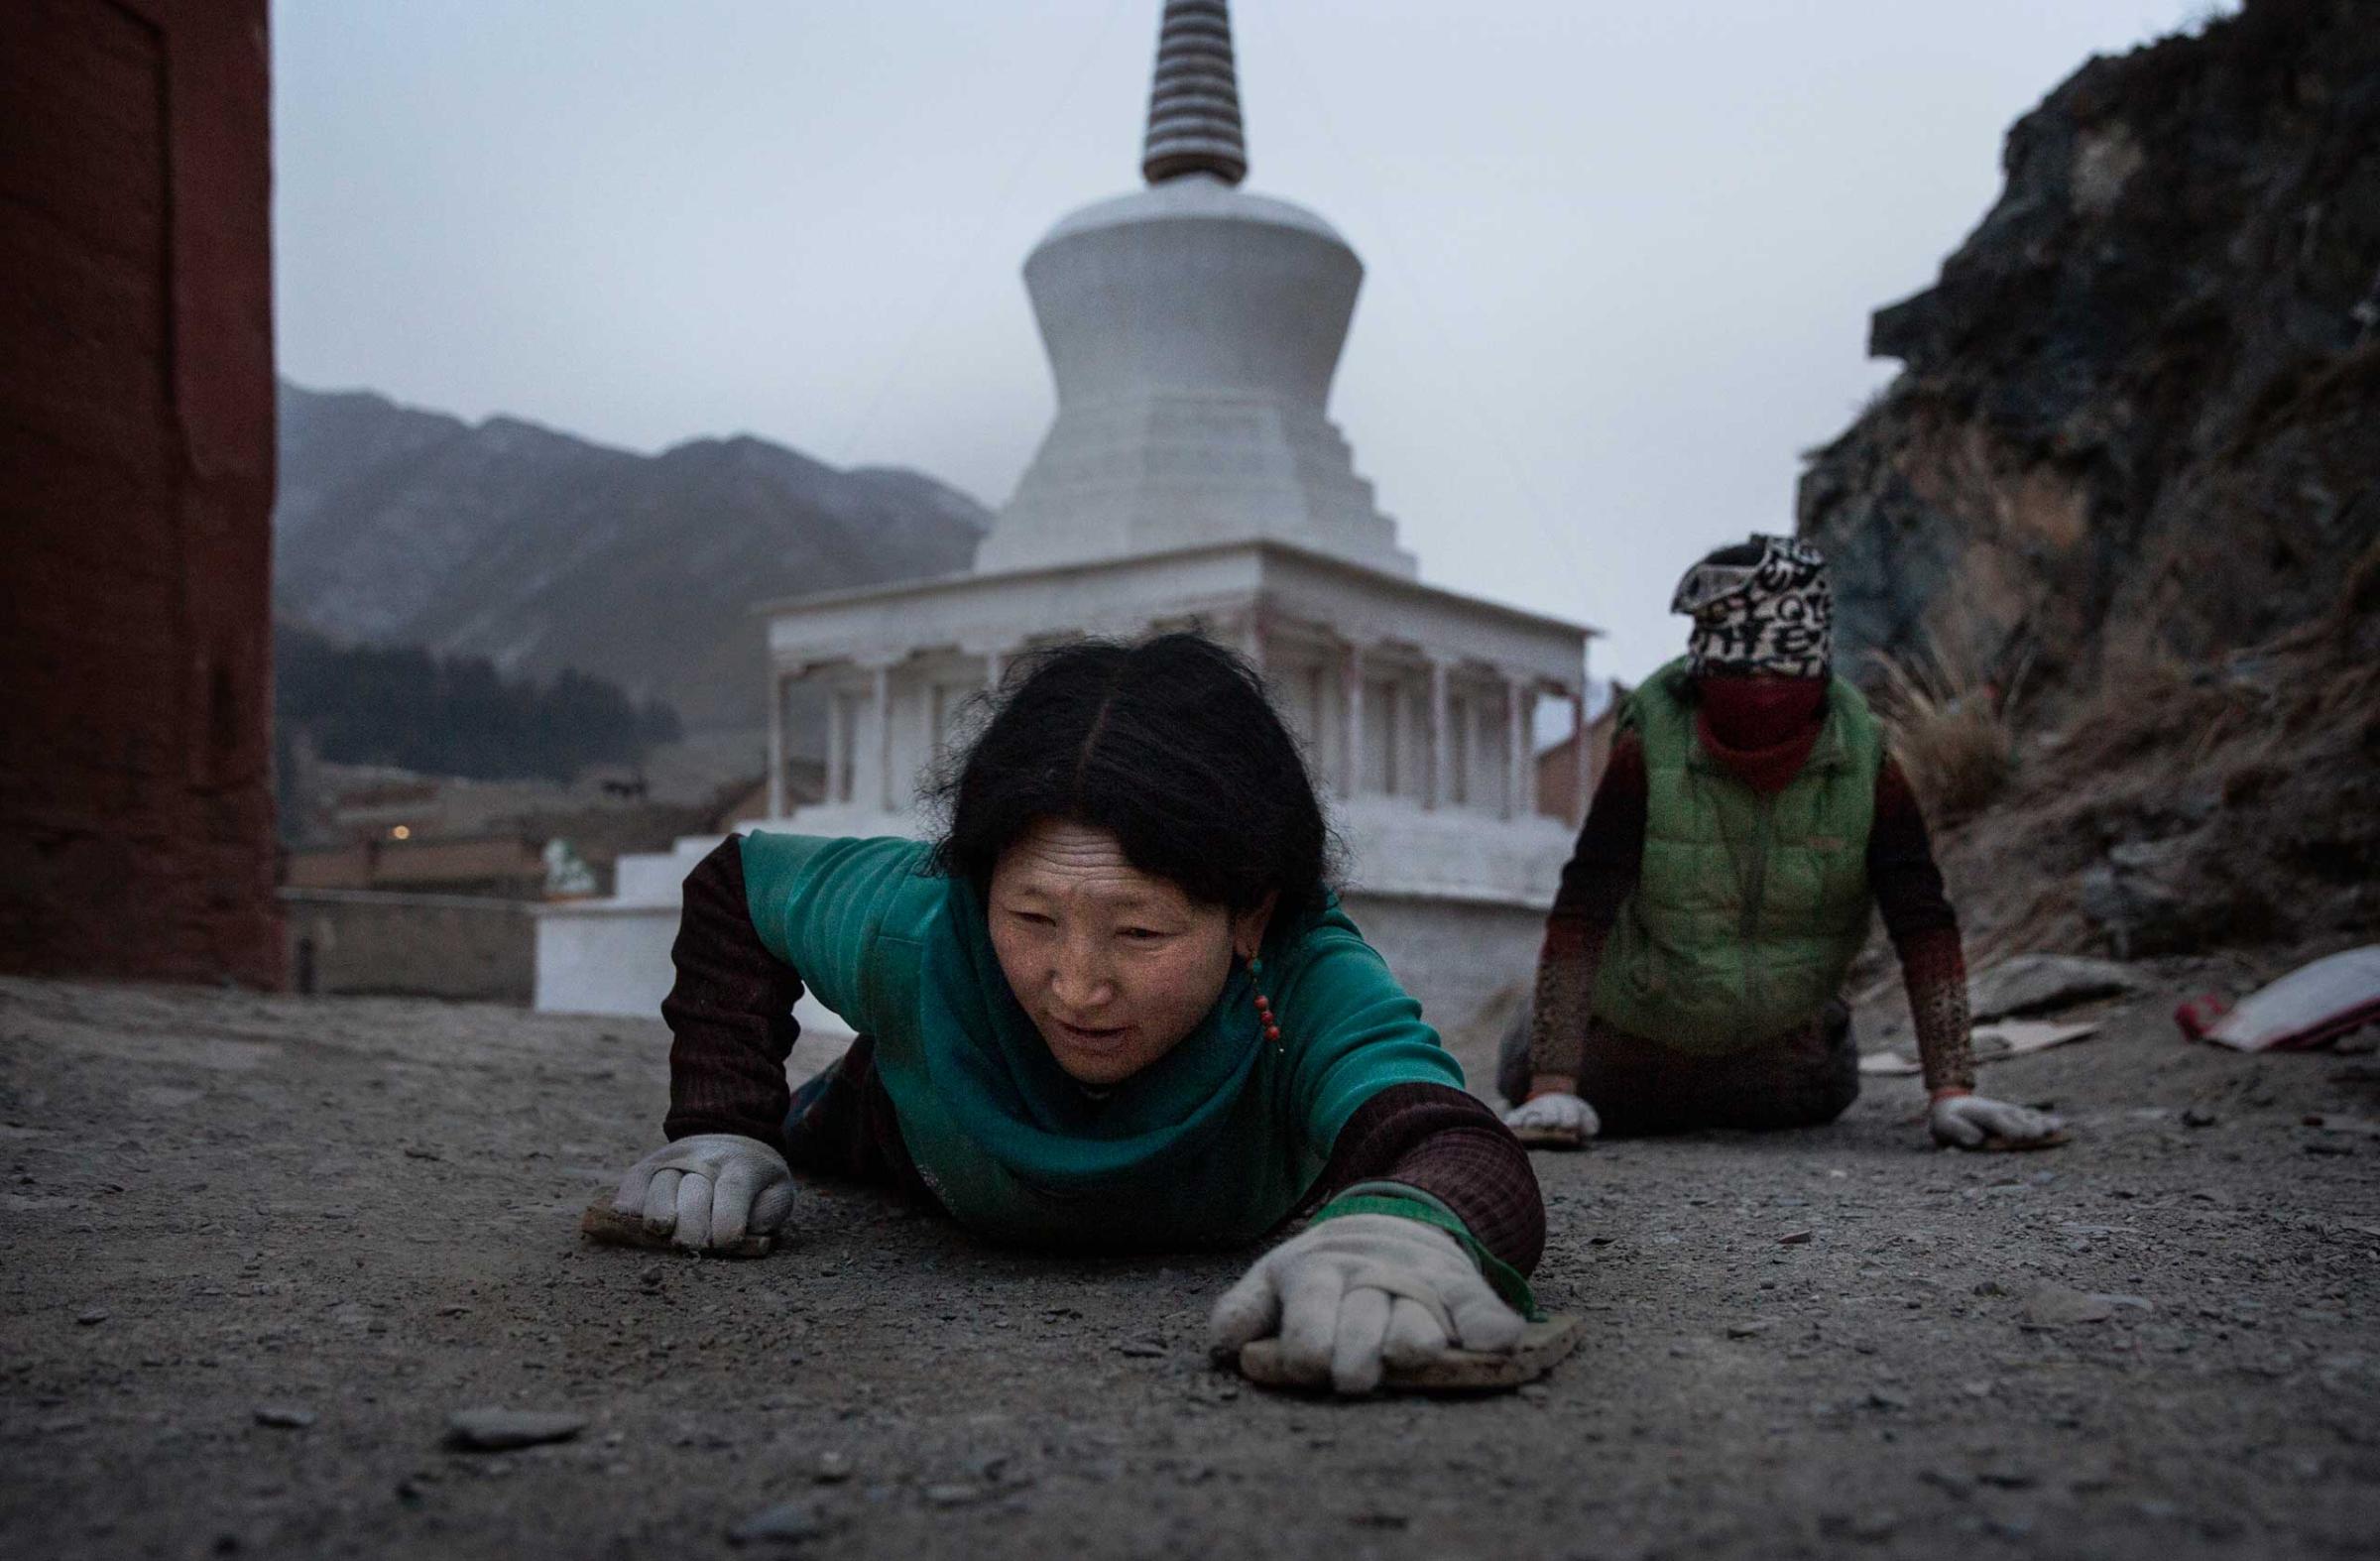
[274, 381, 990, 733]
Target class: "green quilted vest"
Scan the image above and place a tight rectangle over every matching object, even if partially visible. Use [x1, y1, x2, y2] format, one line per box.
[1591, 659, 1884, 1055]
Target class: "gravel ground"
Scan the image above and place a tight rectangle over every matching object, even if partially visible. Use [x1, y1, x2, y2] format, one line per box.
[2, 965, 2376, 1560]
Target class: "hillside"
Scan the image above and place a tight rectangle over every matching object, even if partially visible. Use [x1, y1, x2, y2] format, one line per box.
[274, 383, 990, 733]
[1798, 0, 2378, 959]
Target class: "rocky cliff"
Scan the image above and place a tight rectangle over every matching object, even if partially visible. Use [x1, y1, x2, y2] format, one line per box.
[1799, 0, 2378, 958]
[275, 383, 990, 733]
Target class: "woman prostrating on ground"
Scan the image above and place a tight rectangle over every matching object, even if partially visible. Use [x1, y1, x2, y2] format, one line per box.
[613, 634, 1544, 1394]
[1498, 537, 2064, 1151]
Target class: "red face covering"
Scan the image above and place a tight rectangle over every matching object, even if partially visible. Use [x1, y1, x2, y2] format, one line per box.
[1694, 675, 1828, 793]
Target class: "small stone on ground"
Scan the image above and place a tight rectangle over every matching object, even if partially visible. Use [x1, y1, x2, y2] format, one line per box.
[728, 1499, 834, 1545]
[443, 1408, 588, 1451]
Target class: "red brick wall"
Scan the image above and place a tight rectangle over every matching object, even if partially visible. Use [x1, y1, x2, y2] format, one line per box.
[0, 0, 283, 986]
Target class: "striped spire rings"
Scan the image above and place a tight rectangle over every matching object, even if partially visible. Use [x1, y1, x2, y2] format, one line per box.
[1140, 0, 1248, 185]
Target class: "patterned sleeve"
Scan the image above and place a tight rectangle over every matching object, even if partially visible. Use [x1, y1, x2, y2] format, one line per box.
[1259, 907, 1542, 1269]
[1303, 1083, 1546, 1274]
[660, 835, 805, 1148]
[1527, 732, 1647, 1082]
[659, 832, 935, 1148]
[1867, 758, 1975, 1094]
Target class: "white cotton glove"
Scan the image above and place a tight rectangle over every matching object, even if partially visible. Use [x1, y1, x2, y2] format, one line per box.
[1206, 1213, 1525, 1395]
[1929, 1093, 2065, 1149]
[611, 1134, 796, 1251]
[1500, 1091, 1600, 1147]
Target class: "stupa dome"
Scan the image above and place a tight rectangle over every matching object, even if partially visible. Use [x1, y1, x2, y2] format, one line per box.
[978, 0, 1412, 577]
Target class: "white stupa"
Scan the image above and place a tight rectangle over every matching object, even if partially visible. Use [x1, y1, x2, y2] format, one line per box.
[536, 0, 1596, 1034]
[985, 7, 1412, 580]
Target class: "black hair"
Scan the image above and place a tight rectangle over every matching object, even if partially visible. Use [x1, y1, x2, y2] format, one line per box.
[928, 633, 1333, 929]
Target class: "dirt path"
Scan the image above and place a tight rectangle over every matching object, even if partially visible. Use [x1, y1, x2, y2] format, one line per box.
[2, 971, 2375, 1559]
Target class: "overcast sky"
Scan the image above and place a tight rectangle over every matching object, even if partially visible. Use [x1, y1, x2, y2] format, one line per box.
[272, 0, 2229, 683]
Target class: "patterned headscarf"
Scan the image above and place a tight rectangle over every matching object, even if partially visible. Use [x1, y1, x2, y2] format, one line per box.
[1670, 536, 1833, 678]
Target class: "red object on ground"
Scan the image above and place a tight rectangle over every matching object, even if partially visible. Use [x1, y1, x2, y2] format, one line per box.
[2174, 994, 2233, 1040]
[2185, 947, 2380, 1052]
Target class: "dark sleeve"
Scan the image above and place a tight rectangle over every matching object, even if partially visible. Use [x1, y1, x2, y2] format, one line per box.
[1303, 1083, 1545, 1275]
[1545, 731, 1648, 930]
[1868, 755, 1957, 941]
[1527, 732, 1645, 1080]
[1866, 758, 1975, 1094]
[658, 834, 803, 1150]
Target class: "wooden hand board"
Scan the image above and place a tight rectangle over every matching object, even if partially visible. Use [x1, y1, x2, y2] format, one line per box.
[577, 1201, 775, 1258]
[1977, 1129, 2072, 1151]
[1236, 1313, 1583, 1394]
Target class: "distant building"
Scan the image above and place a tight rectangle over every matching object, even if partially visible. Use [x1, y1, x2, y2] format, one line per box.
[280, 754, 793, 1003]
[536, 0, 1598, 1033]
[285, 836, 552, 900]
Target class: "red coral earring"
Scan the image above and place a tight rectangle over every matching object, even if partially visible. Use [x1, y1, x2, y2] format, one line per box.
[1248, 954, 1281, 1047]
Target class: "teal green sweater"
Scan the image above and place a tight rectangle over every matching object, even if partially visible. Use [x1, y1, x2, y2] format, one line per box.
[739, 833, 1467, 1252]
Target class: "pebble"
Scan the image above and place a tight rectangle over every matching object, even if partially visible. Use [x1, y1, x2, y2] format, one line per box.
[443, 1407, 588, 1451]
[76, 1308, 109, 1326]
[922, 1483, 984, 1507]
[1116, 1339, 1167, 1358]
[1778, 1230, 1814, 1246]
[2020, 1286, 2153, 1328]
[1919, 1467, 1972, 1497]
[814, 1451, 853, 1484]
[1826, 1507, 1901, 1542]
[254, 1406, 316, 1429]
[1726, 1321, 1774, 1339]
[727, 1499, 833, 1545]
[2182, 1107, 2219, 1128]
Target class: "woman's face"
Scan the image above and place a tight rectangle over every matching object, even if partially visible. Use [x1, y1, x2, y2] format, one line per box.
[987, 818, 1272, 1086]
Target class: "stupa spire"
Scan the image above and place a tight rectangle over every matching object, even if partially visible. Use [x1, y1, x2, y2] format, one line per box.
[1140, 0, 1247, 186]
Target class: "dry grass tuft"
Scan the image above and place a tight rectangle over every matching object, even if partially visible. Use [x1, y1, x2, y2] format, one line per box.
[2060, 531, 2380, 784]
[1868, 625, 2027, 825]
